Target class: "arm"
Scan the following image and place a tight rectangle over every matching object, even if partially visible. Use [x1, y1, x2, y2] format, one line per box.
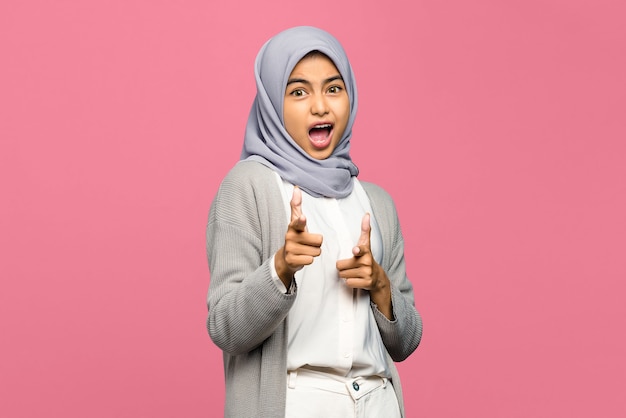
[336, 213, 394, 319]
[206, 164, 295, 355]
[362, 183, 423, 362]
[274, 186, 323, 288]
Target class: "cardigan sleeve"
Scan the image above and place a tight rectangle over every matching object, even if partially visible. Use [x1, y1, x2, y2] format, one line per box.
[363, 182, 423, 362]
[206, 163, 295, 355]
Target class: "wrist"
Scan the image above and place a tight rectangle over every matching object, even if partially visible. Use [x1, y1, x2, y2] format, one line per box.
[274, 247, 295, 288]
[370, 267, 393, 320]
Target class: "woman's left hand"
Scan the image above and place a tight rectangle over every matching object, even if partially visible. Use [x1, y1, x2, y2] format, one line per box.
[336, 213, 394, 320]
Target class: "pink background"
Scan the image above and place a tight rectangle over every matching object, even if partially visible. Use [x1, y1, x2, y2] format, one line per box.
[2, 0, 625, 416]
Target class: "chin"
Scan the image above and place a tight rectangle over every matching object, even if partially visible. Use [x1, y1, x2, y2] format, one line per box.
[307, 147, 334, 160]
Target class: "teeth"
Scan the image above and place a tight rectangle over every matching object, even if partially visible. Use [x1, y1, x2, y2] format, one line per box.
[313, 124, 332, 129]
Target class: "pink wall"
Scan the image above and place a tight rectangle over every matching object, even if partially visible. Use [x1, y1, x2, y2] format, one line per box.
[2, 1, 625, 416]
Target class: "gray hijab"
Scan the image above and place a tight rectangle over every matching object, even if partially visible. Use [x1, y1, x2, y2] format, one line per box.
[240, 26, 359, 198]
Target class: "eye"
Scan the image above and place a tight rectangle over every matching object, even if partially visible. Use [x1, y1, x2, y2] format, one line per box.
[327, 85, 343, 94]
[289, 88, 306, 97]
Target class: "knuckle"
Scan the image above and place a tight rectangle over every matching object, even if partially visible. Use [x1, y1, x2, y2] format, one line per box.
[285, 242, 297, 254]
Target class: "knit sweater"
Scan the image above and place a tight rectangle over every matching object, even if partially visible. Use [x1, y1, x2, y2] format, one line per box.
[206, 161, 422, 417]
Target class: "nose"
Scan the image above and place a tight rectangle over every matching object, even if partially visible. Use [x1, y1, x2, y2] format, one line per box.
[311, 94, 329, 116]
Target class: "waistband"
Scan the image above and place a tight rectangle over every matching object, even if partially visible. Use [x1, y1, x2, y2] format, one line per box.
[287, 368, 388, 401]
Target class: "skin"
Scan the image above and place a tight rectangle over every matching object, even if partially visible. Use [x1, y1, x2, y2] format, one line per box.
[274, 54, 394, 320]
[283, 53, 349, 160]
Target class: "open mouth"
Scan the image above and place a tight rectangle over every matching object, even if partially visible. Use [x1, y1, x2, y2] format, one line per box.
[308, 123, 333, 149]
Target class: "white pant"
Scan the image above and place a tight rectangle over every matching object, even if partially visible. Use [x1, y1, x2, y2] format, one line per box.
[285, 368, 402, 418]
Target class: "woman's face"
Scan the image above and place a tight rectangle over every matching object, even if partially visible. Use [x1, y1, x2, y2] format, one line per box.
[283, 54, 350, 160]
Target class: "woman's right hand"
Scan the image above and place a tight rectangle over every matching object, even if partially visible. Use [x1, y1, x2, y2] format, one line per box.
[275, 186, 323, 287]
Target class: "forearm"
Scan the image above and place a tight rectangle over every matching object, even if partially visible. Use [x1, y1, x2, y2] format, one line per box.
[371, 234, 422, 361]
[369, 264, 393, 320]
[372, 282, 422, 361]
[207, 220, 294, 355]
[208, 257, 295, 355]
[274, 246, 295, 289]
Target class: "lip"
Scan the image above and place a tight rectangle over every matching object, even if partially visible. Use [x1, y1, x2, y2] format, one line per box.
[308, 121, 334, 150]
[308, 121, 334, 131]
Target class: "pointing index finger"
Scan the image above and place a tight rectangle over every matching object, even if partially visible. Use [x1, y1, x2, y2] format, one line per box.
[290, 186, 307, 231]
[352, 213, 371, 257]
[358, 213, 371, 246]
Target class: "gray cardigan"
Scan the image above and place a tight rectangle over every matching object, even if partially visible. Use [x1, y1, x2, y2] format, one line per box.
[206, 161, 422, 417]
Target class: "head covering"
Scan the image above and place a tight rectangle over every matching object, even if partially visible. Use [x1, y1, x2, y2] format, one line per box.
[240, 26, 359, 198]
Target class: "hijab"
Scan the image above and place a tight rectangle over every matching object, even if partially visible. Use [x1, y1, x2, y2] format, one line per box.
[240, 26, 359, 198]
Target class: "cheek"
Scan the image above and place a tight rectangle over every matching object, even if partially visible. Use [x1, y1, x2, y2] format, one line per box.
[284, 121, 297, 141]
[283, 107, 297, 134]
[284, 101, 305, 122]
[283, 111, 307, 143]
[338, 99, 350, 127]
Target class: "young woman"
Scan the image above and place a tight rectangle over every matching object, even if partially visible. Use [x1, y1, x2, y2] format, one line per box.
[206, 26, 422, 417]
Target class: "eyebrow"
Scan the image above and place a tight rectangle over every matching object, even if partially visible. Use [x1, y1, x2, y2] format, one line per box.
[286, 75, 344, 86]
